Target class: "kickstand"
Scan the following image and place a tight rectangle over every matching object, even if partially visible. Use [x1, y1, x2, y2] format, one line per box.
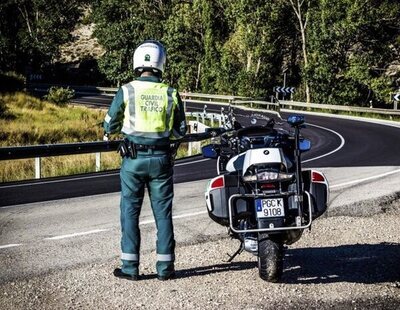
[225, 242, 244, 262]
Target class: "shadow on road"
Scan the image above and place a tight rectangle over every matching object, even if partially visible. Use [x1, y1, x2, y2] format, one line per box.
[176, 261, 257, 279]
[139, 261, 257, 281]
[154, 242, 400, 284]
[284, 242, 400, 284]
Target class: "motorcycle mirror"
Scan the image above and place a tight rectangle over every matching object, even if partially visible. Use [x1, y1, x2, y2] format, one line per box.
[201, 144, 219, 159]
[299, 139, 311, 152]
[287, 115, 305, 127]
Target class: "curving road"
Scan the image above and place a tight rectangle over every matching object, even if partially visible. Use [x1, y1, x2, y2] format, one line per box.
[60, 93, 400, 169]
[1, 95, 400, 298]
[1, 97, 400, 207]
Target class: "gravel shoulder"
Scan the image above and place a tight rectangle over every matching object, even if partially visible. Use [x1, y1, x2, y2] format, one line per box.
[1, 198, 399, 309]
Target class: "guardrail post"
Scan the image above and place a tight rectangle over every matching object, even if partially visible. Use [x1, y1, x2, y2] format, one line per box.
[35, 157, 41, 179]
[95, 152, 101, 172]
[202, 105, 207, 124]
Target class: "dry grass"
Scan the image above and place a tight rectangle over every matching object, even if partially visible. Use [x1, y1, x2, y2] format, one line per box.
[0, 93, 119, 182]
[0, 92, 104, 146]
[0, 93, 199, 183]
[0, 152, 121, 183]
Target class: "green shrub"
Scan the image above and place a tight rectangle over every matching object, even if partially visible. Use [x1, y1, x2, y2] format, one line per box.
[44, 86, 75, 106]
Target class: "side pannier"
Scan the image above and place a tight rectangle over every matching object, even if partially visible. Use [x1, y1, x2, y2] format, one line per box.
[302, 169, 329, 219]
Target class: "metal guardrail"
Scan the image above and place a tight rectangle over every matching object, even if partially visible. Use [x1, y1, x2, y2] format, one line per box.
[0, 141, 120, 161]
[7, 84, 397, 180]
[0, 111, 221, 180]
[0, 112, 220, 162]
[0, 140, 122, 179]
[279, 100, 400, 116]
[28, 83, 400, 117]
[28, 83, 118, 96]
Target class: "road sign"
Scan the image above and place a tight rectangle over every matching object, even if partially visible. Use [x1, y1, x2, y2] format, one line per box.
[394, 93, 400, 101]
[274, 86, 295, 94]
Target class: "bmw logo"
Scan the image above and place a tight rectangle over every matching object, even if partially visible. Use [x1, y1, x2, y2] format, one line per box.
[263, 150, 269, 155]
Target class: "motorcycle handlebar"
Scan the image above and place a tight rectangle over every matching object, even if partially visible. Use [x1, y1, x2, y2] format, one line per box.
[180, 127, 229, 143]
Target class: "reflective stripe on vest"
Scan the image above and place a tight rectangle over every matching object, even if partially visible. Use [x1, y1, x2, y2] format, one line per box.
[121, 80, 178, 139]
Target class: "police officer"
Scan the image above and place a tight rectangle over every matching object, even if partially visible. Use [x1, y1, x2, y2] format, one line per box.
[103, 40, 187, 281]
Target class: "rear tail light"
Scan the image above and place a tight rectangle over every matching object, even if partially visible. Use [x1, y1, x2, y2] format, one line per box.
[312, 171, 325, 183]
[210, 176, 225, 189]
[261, 183, 276, 190]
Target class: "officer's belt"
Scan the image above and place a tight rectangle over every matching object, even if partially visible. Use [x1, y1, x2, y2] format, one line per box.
[134, 144, 170, 151]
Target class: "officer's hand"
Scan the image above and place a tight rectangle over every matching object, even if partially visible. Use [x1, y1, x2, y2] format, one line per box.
[103, 133, 109, 141]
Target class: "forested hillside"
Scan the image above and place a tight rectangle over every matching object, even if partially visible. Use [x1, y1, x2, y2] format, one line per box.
[1, 0, 399, 106]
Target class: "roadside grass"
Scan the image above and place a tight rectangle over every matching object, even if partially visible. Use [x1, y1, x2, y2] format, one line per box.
[0, 92, 119, 182]
[0, 152, 121, 182]
[0, 92, 104, 146]
[0, 93, 207, 182]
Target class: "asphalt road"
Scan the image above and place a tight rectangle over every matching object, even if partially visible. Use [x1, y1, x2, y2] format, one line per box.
[1, 98, 400, 206]
[1, 96, 400, 308]
[1, 165, 399, 283]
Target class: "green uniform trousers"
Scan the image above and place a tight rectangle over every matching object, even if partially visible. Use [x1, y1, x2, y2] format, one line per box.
[119, 150, 175, 277]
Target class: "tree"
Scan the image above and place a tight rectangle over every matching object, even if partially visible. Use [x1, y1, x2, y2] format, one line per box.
[192, 0, 229, 93]
[91, 0, 172, 86]
[0, 0, 84, 74]
[162, 0, 204, 91]
[285, 0, 314, 103]
[307, 0, 400, 106]
[220, 0, 296, 97]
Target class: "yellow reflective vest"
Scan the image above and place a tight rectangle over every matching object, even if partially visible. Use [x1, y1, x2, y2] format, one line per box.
[121, 80, 179, 140]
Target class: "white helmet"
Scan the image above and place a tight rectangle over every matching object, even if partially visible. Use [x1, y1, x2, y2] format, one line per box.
[133, 40, 166, 75]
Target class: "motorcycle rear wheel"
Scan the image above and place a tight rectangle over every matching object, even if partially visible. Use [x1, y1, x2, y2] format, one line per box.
[257, 233, 283, 282]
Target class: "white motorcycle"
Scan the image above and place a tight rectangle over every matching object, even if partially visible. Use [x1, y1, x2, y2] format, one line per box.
[202, 108, 329, 282]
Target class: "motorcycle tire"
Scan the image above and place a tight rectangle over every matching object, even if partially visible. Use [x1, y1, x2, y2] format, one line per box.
[257, 233, 283, 282]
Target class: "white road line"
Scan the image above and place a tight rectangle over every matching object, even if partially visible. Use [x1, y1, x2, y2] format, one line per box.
[303, 123, 346, 163]
[42, 164, 398, 241]
[331, 168, 400, 189]
[140, 210, 208, 226]
[4, 165, 400, 246]
[36, 212, 208, 243]
[44, 229, 110, 240]
[175, 158, 210, 166]
[0, 173, 120, 188]
[1, 120, 397, 248]
[0, 158, 210, 189]
[0, 243, 23, 249]
[0, 122, 344, 190]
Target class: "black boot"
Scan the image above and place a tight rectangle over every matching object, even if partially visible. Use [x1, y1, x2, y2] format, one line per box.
[113, 268, 140, 281]
[157, 271, 176, 281]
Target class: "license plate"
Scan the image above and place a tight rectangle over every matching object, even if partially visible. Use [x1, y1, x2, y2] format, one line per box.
[255, 198, 285, 218]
